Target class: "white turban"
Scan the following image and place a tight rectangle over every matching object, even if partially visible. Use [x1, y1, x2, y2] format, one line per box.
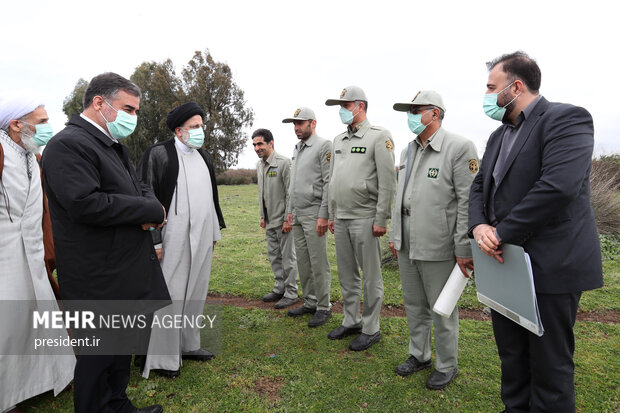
[0, 91, 45, 130]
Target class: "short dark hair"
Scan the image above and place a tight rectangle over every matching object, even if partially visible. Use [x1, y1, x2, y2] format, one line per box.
[251, 128, 273, 143]
[486, 51, 541, 93]
[83, 72, 142, 110]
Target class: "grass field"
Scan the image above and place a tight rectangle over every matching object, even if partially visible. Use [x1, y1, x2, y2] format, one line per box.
[209, 185, 620, 313]
[26, 184, 619, 412]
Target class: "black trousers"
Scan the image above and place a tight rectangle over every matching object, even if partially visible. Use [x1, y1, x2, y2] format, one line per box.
[492, 292, 581, 413]
[73, 354, 134, 413]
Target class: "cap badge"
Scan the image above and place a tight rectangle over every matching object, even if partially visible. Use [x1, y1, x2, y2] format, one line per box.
[340, 88, 347, 98]
[294, 108, 301, 117]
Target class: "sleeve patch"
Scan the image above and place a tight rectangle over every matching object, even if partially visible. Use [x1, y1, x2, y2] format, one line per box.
[468, 159, 479, 174]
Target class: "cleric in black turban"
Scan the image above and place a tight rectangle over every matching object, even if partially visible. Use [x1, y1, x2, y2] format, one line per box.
[165, 102, 205, 131]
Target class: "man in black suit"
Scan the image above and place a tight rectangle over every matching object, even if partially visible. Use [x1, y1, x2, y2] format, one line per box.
[42, 72, 169, 413]
[469, 51, 603, 412]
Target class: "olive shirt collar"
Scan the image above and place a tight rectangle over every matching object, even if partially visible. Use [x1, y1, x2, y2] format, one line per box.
[296, 133, 319, 150]
[346, 119, 370, 139]
[262, 150, 278, 168]
[414, 127, 444, 152]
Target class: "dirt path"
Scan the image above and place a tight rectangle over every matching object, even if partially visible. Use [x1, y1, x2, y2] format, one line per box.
[208, 293, 619, 324]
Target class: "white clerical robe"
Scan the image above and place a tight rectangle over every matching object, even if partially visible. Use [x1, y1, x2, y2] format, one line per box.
[0, 132, 75, 411]
[143, 141, 221, 378]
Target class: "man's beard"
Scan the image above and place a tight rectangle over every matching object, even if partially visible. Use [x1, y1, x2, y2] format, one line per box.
[498, 92, 519, 119]
[300, 129, 312, 140]
[20, 131, 39, 153]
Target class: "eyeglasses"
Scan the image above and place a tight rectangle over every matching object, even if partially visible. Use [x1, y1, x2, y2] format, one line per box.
[184, 124, 207, 131]
[409, 106, 435, 115]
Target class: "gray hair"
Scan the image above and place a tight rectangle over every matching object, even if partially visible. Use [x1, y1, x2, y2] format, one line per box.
[354, 100, 368, 113]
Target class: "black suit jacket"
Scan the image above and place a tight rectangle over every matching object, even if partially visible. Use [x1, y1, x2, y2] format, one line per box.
[42, 114, 171, 307]
[469, 97, 603, 294]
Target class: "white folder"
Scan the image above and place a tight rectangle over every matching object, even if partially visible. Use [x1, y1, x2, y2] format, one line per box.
[470, 240, 544, 336]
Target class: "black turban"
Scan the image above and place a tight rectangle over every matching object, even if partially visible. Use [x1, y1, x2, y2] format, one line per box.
[166, 102, 205, 131]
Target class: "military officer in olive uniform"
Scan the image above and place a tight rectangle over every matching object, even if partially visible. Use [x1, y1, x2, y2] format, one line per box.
[388, 90, 478, 390]
[325, 86, 396, 351]
[282, 107, 333, 328]
[253, 128, 298, 309]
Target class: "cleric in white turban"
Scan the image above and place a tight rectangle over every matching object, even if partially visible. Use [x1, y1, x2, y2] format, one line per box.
[0, 93, 74, 413]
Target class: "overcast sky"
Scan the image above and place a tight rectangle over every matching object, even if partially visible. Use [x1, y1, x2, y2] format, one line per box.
[2, 0, 618, 168]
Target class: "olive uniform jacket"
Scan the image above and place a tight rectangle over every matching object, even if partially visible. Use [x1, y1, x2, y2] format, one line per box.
[389, 127, 478, 261]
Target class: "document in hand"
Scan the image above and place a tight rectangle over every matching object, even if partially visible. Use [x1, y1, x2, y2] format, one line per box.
[470, 240, 544, 336]
[433, 263, 471, 318]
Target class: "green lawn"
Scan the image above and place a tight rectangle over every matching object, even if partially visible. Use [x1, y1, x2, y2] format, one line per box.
[25, 184, 619, 412]
[209, 184, 619, 312]
[23, 307, 620, 412]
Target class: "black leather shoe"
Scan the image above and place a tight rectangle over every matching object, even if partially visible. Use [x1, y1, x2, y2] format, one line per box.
[274, 297, 299, 309]
[426, 368, 458, 390]
[263, 292, 284, 302]
[349, 332, 381, 351]
[287, 306, 316, 317]
[182, 348, 215, 361]
[308, 310, 332, 327]
[395, 355, 432, 377]
[135, 405, 163, 413]
[153, 369, 180, 378]
[327, 325, 362, 340]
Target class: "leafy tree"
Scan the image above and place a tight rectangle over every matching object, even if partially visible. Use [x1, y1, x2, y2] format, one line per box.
[127, 59, 182, 165]
[62, 50, 254, 170]
[180, 51, 254, 172]
[62, 78, 88, 118]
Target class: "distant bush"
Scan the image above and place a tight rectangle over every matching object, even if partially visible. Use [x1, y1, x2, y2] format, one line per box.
[594, 154, 620, 185]
[216, 169, 257, 185]
[591, 154, 620, 235]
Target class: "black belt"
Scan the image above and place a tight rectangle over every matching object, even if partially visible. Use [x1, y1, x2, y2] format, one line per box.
[401, 207, 410, 216]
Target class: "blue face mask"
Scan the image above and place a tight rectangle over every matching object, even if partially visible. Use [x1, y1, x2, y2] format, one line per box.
[483, 81, 520, 121]
[339, 107, 354, 125]
[21, 122, 54, 146]
[100, 101, 138, 139]
[183, 127, 205, 149]
[407, 109, 433, 135]
[339, 103, 361, 125]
